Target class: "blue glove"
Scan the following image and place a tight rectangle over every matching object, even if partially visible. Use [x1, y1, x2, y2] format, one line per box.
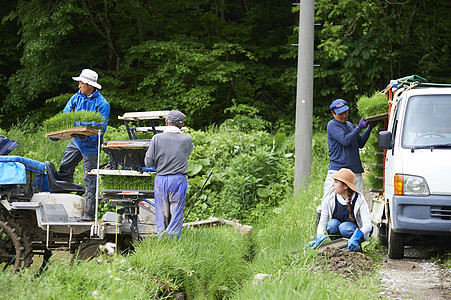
[347, 228, 364, 251]
[50, 138, 59, 142]
[368, 121, 378, 129]
[357, 118, 368, 130]
[307, 234, 327, 249]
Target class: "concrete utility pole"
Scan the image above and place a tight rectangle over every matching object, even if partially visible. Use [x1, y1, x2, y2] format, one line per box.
[294, 0, 314, 194]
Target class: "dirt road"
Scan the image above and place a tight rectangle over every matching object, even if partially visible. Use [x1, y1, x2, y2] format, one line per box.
[378, 248, 451, 300]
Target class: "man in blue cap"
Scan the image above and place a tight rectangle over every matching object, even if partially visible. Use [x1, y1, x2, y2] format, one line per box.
[144, 110, 193, 238]
[322, 99, 375, 196]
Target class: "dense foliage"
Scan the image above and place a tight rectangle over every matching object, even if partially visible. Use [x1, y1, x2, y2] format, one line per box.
[0, 0, 449, 131]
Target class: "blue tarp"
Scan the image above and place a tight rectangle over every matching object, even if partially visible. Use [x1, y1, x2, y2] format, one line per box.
[0, 156, 46, 185]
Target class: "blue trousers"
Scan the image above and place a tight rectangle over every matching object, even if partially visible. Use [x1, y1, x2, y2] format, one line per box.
[58, 140, 98, 217]
[326, 219, 357, 238]
[154, 174, 187, 238]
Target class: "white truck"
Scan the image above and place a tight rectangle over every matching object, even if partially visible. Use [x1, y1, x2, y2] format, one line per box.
[371, 76, 451, 258]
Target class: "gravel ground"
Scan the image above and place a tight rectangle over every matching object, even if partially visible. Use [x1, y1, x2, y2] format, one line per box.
[378, 247, 451, 300]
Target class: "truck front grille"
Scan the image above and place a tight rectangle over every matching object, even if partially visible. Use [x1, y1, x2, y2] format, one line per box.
[431, 206, 451, 220]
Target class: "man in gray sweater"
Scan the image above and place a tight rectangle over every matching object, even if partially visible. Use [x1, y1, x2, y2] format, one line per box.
[144, 110, 193, 238]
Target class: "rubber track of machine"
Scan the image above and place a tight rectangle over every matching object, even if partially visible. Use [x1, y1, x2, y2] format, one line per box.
[0, 213, 33, 269]
[0, 220, 24, 273]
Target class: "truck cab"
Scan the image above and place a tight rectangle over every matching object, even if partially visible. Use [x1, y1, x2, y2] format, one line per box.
[373, 79, 451, 258]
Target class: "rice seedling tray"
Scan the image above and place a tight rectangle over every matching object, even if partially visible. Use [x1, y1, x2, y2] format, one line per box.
[45, 127, 100, 140]
[88, 169, 155, 191]
[103, 140, 152, 149]
[88, 169, 154, 176]
[364, 112, 389, 122]
[118, 111, 170, 121]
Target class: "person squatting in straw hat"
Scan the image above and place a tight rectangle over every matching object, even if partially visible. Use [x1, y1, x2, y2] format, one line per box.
[145, 110, 193, 238]
[51, 69, 110, 221]
[316, 99, 376, 224]
[309, 168, 372, 251]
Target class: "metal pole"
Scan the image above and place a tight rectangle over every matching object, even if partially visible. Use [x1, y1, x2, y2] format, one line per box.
[294, 0, 314, 194]
[92, 129, 101, 237]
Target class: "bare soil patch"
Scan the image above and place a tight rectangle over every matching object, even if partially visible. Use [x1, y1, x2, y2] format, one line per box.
[314, 247, 375, 278]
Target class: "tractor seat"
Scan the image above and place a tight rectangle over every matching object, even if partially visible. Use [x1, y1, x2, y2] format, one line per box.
[45, 161, 85, 195]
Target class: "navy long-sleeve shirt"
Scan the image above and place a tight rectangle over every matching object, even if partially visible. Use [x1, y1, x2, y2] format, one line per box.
[327, 118, 372, 173]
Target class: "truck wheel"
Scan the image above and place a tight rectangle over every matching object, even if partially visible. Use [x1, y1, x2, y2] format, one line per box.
[388, 223, 404, 259]
[377, 223, 388, 246]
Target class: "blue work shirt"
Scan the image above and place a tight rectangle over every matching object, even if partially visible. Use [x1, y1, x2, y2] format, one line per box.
[63, 90, 110, 154]
[327, 118, 371, 173]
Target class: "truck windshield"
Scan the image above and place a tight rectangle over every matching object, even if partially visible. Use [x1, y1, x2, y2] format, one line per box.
[402, 95, 451, 148]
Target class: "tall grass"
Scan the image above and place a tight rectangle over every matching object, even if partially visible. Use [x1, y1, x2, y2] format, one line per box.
[0, 255, 161, 300]
[129, 227, 252, 299]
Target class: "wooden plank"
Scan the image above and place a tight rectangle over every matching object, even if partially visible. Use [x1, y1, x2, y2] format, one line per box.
[45, 127, 100, 141]
[364, 112, 389, 122]
[87, 169, 154, 176]
[317, 237, 349, 252]
[118, 111, 170, 121]
[183, 217, 253, 236]
[135, 126, 188, 133]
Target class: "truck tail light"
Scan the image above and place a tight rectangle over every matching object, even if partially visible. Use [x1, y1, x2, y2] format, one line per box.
[394, 174, 404, 195]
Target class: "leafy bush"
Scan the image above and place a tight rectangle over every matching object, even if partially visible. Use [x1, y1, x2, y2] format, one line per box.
[185, 125, 295, 224]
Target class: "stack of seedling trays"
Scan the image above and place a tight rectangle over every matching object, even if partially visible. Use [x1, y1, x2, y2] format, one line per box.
[44, 111, 105, 140]
[357, 92, 389, 194]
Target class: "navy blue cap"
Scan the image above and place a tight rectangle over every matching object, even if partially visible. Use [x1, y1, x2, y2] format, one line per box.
[167, 110, 185, 126]
[330, 99, 349, 114]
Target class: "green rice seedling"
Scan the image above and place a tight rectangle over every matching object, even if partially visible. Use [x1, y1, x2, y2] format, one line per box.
[357, 91, 388, 117]
[101, 174, 155, 191]
[43, 111, 105, 133]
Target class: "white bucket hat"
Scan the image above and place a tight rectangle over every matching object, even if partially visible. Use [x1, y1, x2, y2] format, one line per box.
[72, 69, 102, 89]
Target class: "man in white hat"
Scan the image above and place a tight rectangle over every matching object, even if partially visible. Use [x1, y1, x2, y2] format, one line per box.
[55, 69, 110, 221]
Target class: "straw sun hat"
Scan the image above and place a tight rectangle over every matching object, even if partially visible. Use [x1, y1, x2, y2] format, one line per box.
[72, 69, 102, 89]
[328, 168, 358, 193]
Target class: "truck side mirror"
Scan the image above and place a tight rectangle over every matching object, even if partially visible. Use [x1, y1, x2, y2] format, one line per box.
[378, 131, 393, 149]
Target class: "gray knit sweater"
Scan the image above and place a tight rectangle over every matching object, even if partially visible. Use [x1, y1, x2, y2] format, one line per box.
[144, 127, 193, 175]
